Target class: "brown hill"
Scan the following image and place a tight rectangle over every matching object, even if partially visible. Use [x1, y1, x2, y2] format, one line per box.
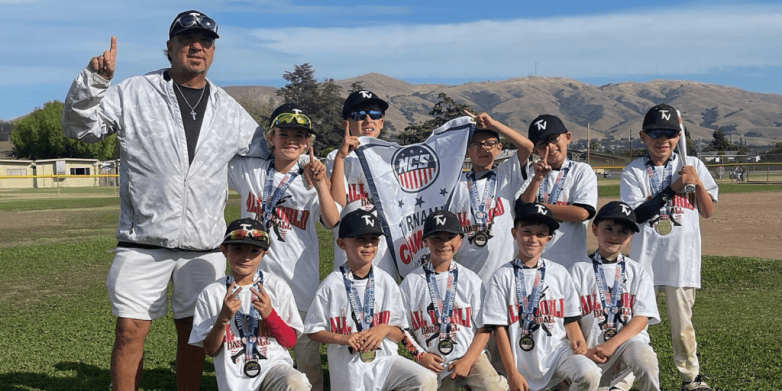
[224, 74, 782, 144]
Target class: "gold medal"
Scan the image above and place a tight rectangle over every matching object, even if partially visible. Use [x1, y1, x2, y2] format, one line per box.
[655, 218, 672, 235]
[360, 350, 376, 363]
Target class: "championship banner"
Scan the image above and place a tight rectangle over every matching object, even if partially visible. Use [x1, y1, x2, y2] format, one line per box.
[355, 116, 474, 277]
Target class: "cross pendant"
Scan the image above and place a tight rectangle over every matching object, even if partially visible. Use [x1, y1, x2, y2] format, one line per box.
[190, 109, 197, 121]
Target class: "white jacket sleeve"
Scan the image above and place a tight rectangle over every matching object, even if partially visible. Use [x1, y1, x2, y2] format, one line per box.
[61, 67, 120, 143]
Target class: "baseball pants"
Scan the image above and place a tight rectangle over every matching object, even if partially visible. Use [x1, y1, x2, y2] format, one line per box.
[547, 350, 602, 391]
[294, 311, 324, 391]
[259, 364, 312, 391]
[663, 285, 700, 383]
[382, 356, 439, 391]
[438, 351, 509, 391]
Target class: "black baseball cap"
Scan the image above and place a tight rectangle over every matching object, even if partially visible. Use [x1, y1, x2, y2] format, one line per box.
[222, 218, 270, 250]
[269, 103, 316, 135]
[593, 201, 640, 233]
[528, 114, 568, 145]
[422, 210, 464, 240]
[513, 199, 560, 232]
[342, 90, 389, 119]
[642, 104, 681, 131]
[169, 10, 219, 39]
[338, 209, 388, 239]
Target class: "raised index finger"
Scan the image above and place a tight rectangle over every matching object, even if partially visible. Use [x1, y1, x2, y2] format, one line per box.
[541, 146, 549, 165]
[110, 36, 117, 56]
[463, 109, 477, 118]
[309, 146, 315, 161]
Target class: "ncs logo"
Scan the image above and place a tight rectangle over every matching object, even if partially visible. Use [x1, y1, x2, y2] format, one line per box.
[392, 144, 440, 193]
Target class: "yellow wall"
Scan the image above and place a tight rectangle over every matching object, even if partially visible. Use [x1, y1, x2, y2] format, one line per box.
[0, 161, 35, 189]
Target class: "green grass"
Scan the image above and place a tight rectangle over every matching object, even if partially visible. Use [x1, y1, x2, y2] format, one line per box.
[1, 189, 781, 390]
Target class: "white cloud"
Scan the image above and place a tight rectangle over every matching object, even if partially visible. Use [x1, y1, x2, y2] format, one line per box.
[224, 4, 782, 81]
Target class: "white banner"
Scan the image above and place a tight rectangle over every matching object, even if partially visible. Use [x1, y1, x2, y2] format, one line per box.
[355, 116, 474, 277]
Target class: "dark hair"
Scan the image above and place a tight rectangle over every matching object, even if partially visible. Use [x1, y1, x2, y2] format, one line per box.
[514, 218, 554, 235]
[593, 218, 636, 233]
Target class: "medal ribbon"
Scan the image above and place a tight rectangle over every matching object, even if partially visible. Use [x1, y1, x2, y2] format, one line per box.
[339, 264, 375, 332]
[644, 155, 674, 218]
[226, 270, 265, 361]
[261, 159, 299, 230]
[511, 258, 547, 334]
[423, 261, 459, 343]
[538, 159, 571, 204]
[467, 170, 498, 234]
[590, 252, 626, 330]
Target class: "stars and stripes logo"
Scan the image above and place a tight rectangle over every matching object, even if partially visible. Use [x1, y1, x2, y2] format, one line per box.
[392, 144, 440, 193]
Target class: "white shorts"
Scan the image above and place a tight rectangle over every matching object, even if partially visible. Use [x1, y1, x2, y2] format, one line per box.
[106, 246, 225, 320]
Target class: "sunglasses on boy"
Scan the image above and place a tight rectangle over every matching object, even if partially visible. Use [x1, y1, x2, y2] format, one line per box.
[349, 110, 383, 122]
[535, 134, 561, 149]
[170, 13, 218, 36]
[224, 228, 268, 242]
[644, 129, 680, 139]
[468, 139, 500, 150]
[272, 112, 312, 130]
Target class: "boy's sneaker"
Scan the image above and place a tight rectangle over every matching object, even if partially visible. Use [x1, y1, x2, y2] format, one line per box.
[681, 374, 712, 391]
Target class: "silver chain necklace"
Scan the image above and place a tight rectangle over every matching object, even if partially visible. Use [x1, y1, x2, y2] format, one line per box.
[174, 83, 206, 120]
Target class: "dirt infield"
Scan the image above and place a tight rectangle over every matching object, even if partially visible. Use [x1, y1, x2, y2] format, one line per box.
[591, 192, 782, 260]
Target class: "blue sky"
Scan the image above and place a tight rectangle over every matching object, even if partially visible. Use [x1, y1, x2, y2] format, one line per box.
[1, 0, 781, 121]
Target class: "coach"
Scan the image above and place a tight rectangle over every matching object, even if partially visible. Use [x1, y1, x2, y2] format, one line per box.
[61, 10, 265, 391]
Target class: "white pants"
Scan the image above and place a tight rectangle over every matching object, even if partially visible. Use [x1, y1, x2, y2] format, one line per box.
[294, 311, 324, 391]
[438, 352, 508, 391]
[259, 364, 312, 391]
[382, 356, 439, 391]
[663, 286, 700, 382]
[547, 350, 602, 391]
[599, 339, 660, 391]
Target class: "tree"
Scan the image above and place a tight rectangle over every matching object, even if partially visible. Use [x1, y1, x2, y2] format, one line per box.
[10, 101, 117, 160]
[276, 63, 345, 156]
[398, 93, 474, 145]
[589, 140, 599, 151]
[706, 128, 736, 152]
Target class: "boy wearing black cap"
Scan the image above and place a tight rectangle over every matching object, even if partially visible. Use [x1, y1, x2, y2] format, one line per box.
[228, 103, 340, 390]
[400, 210, 508, 390]
[519, 115, 598, 270]
[482, 201, 600, 391]
[450, 112, 535, 283]
[189, 218, 310, 390]
[569, 202, 661, 391]
[304, 209, 438, 391]
[327, 90, 399, 278]
[620, 104, 717, 391]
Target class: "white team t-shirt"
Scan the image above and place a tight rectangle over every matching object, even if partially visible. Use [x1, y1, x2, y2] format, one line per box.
[569, 255, 660, 350]
[325, 149, 397, 278]
[620, 156, 718, 287]
[481, 258, 582, 391]
[228, 156, 339, 311]
[519, 160, 598, 269]
[450, 154, 527, 283]
[304, 267, 408, 391]
[189, 274, 303, 391]
[399, 261, 485, 379]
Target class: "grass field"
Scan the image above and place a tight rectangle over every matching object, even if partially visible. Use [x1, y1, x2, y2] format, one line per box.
[1, 188, 781, 390]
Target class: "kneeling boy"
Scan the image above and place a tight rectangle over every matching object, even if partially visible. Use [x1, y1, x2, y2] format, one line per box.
[482, 201, 601, 391]
[189, 218, 310, 390]
[400, 210, 508, 390]
[305, 209, 438, 390]
[570, 201, 661, 391]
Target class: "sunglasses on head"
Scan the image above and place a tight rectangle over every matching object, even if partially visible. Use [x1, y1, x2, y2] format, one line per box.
[349, 110, 383, 122]
[644, 129, 680, 139]
[535, 134, 561, 149]
[225, 228, 268, 242]
[170, 13, 218, 35]
[272, 112, 312, 130]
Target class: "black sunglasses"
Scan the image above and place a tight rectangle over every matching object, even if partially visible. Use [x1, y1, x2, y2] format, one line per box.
[644, 129, 680, 139]
[349, 110, 383, 122]
[170, 13, 218, 35]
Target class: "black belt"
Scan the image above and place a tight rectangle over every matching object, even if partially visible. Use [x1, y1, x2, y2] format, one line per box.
[117, 241, 220, 253]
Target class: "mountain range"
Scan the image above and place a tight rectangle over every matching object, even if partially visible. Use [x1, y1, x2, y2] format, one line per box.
[225, 73, 782, 146]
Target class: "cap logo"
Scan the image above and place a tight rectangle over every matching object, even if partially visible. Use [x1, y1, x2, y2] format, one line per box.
[534, 119, 547, 131]
[659, 110, 671, 121]
[292, 109, 302, 115]
[620, 204, 632, 216]
[392, 144, 440, 193]
[359, 91, 373, 99]
[534, 204, 547, 215]
[239, 223, 253, 230]
[435, 215, 447, 226]
[361, 215, 375, 227]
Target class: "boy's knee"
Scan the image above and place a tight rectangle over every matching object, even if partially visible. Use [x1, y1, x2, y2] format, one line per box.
[572, 365, 601, 388]
[283, 371, 312, 391]
[417, 370, 438, 391]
